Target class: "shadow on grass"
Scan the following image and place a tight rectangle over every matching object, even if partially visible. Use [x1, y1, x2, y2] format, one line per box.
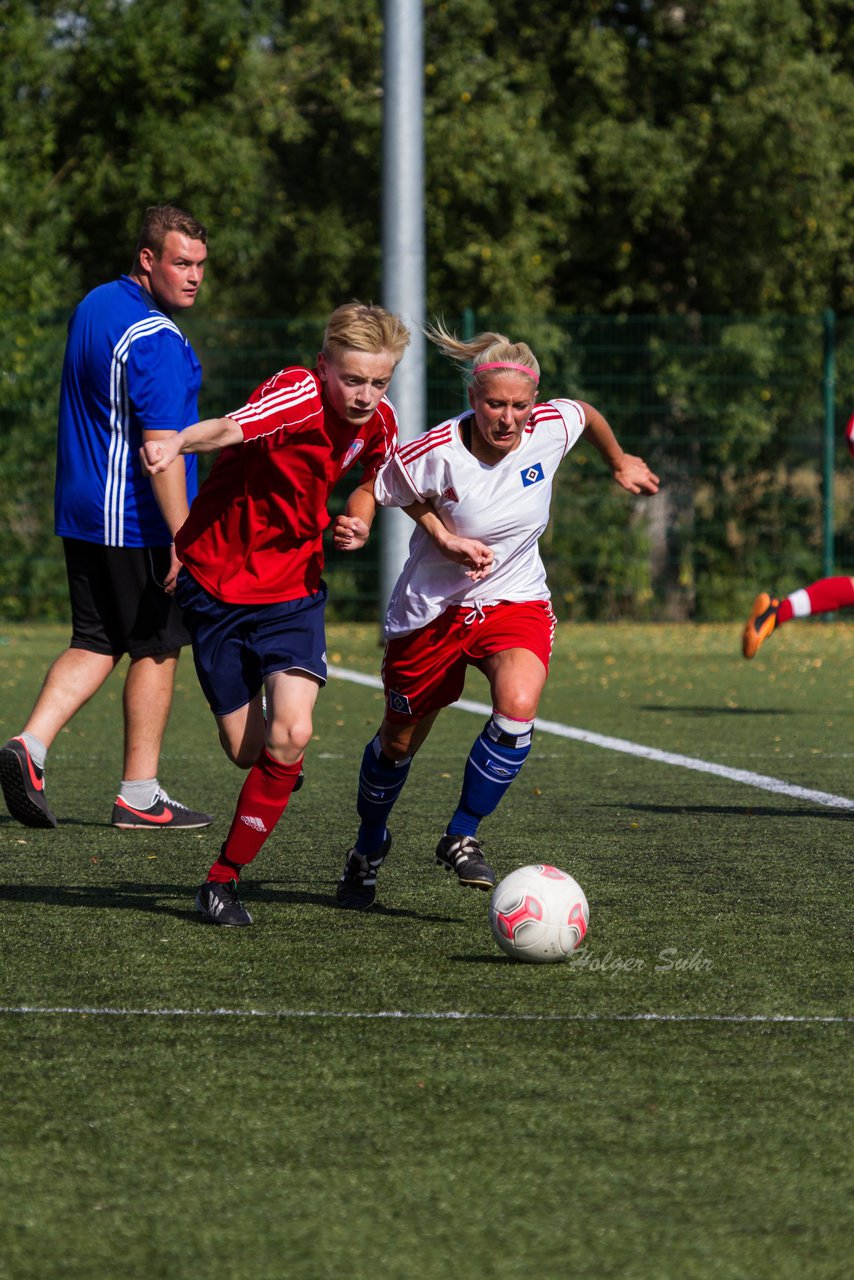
[0, 880, 459, 924]
[0, 814, 213, 830]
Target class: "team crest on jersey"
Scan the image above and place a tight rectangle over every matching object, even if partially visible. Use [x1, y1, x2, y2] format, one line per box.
[342, 438, 365, 469]
[442, 485, 459, 503]
[388, 689, 412, 715]
[521, 462, 545, 487]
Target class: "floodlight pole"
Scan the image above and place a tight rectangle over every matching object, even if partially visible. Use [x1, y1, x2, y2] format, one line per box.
[821, 308, 836, 581]
[381, 0, 426, 622]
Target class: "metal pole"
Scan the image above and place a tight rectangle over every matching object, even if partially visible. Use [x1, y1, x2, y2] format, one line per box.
[381, 0, 426, 620]
[821, 308, 836, 580]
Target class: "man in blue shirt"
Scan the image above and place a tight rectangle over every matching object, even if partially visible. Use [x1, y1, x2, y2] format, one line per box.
[0, 205, 213, 830]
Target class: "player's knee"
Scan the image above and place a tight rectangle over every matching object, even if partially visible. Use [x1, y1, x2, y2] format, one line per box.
[495, 693, 540, 723]
[266, 717, 313, 759]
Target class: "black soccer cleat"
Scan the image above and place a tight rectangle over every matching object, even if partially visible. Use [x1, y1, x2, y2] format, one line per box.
[195, 879, 253, 926]
[435, 833, 496, 890]
[336, 834, 392, 910]
[0, 737, 58, 829]
[112, 788, 213, 829]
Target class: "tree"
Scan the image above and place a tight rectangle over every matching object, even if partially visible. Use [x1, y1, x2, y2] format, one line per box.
[1, 1, 852, 620]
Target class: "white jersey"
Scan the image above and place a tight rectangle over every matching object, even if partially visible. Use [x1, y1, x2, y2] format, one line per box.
[375, 398, 587, 637]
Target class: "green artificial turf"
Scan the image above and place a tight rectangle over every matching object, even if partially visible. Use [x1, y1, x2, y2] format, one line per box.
[0, 620, 851, 1279]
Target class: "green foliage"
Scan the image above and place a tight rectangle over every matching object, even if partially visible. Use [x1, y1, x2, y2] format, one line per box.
[2, 1, 853, 318]
[1, 4, 853, 621]
[0, 312, 67, 619]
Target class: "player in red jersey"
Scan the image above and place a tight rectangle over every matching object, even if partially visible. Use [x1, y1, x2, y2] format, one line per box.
[335, 322, 659, 909]
[141, 302, 410, 925]
[742, 413, 854, 658]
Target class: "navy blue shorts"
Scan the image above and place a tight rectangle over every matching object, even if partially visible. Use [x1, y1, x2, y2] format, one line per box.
[175, 570, 328, 716]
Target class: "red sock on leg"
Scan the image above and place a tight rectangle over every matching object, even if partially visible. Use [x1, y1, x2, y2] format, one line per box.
[207, 749, 303, 883]
[778, 576, 854, 625]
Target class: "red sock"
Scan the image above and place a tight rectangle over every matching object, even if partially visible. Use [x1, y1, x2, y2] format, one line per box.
[207, 750, 303, 883]
[778, 576, 854, 625]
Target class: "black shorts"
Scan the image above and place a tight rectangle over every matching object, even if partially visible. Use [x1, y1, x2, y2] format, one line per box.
[63, 537, 191, 658]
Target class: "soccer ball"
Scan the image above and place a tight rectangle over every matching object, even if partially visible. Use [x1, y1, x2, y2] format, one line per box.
[488, 864, 589, 964]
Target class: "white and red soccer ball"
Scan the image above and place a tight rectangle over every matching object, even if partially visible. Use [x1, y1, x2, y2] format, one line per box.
[489, 864, 589, 964]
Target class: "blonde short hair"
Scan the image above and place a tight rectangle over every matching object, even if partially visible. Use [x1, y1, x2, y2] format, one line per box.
[322, 302, 411, 364]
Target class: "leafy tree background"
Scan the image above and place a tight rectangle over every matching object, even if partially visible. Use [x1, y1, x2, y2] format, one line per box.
[1, 0, 852, 619]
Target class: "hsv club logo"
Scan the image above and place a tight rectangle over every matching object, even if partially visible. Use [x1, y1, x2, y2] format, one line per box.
[520, 462, 545, 487]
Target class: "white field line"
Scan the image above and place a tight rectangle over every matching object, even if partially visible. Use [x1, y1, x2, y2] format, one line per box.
[0, 1006, 850, 1024]
[329, 666, 854, 812]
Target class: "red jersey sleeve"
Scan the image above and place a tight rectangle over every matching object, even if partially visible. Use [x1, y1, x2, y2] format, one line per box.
[227, 367, 323, 443]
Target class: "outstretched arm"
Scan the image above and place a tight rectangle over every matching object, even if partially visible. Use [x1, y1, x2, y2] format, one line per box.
[140, 416, 244, 476]
[139, 417, 244, 592]
[578, 402, 660, 495]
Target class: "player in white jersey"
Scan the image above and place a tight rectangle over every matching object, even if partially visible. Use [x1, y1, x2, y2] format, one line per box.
[335, 323, 660, 908]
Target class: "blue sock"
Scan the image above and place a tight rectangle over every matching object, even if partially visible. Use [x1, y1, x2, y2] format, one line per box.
[355, 735, 412, 854]
[448, 714, 534, 837]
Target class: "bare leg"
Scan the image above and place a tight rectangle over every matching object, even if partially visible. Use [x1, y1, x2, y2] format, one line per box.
[122, 652, 179, 780]
[215, 671, 320, 769]
[24, 648, 121, 747]
[215, 691, 266, 769]
[378, 708, 440, 760]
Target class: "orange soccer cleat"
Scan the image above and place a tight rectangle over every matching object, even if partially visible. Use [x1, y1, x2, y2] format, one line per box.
[742, 592, 779, 659]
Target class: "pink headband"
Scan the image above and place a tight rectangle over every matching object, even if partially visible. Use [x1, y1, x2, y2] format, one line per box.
[475, 361, 539, 382]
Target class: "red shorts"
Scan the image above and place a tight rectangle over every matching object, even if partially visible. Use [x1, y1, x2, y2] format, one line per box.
[382, 600, 556, 723]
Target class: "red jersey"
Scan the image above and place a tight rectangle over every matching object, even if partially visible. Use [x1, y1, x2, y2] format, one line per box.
[175, 366, 398, 604]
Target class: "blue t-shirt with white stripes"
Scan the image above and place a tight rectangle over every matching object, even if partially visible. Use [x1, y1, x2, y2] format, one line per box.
[54, 275, 200, 547]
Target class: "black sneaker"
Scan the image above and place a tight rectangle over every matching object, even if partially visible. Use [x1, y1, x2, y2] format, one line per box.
[111, 788, 213, 829]
[336, 834, 392, 909]
[435, 833, 496, 890]
[0, 737, 58, 829]
[195, 879, 252, 926]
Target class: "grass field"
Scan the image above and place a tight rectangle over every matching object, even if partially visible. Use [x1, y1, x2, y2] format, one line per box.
[0, 619, 851, 1279]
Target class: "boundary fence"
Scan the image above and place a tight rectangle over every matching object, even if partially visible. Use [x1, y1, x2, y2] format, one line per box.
[1, 311, 851, 623]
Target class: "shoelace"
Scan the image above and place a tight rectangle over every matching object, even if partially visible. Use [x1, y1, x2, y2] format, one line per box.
[155, 789, 194, 813]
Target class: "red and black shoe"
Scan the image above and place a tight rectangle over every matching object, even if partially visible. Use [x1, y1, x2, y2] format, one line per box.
[111, 788, 213, 830]
[0, 737, 58, 829]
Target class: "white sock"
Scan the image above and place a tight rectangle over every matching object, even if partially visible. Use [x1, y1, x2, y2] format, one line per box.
[119, 777, 158, 808]
[20, 732, 47, 770]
